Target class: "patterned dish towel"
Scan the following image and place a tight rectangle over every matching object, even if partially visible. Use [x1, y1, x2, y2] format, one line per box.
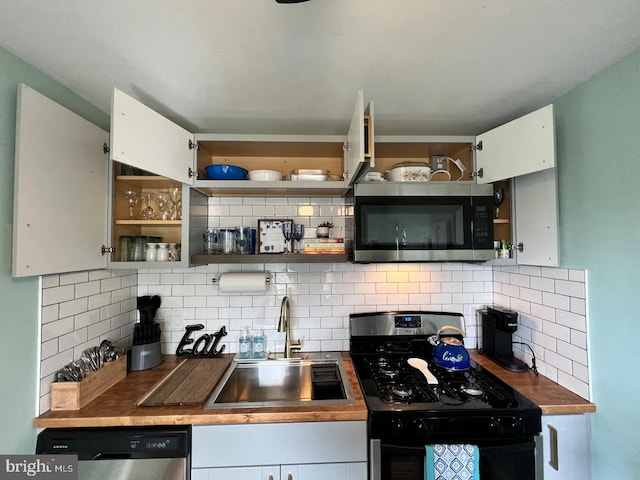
[425, 444, 480, 480]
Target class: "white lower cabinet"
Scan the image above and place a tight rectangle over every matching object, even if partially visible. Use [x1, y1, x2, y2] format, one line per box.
[540, 414, 591, 480]
[192, 422, 367, 480]
[192, 463, 366, 480]
[280, 463, 366, 480]
[191, 466, 278, 480]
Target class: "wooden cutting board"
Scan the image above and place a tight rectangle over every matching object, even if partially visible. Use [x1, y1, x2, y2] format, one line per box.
[137, 357, 231, 407]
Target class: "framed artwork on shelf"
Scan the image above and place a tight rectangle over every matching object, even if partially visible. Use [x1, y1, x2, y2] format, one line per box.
[258, 218, 293, 254]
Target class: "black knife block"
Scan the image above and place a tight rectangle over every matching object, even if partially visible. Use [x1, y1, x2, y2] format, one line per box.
[129, 295, 164, 371]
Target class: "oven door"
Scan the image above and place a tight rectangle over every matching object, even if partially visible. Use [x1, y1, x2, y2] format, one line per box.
[370, 436, 540, 480]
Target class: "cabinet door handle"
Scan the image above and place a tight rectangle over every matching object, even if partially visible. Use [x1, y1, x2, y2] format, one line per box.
[288, 474, 293, 480]
[548, 424, 559, 470]
[268, 476, 273, 480]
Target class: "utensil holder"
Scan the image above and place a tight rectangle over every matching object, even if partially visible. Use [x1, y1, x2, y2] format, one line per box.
[129, 341, 163, 372]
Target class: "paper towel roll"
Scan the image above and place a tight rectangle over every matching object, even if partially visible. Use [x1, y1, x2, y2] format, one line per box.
[218, 272, 268, 293]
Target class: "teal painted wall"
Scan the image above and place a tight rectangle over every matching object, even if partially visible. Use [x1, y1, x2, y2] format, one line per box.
[0, 46, 108, 453]
[555, 48, 640, 478]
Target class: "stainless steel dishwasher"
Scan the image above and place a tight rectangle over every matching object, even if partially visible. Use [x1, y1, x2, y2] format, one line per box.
[36, 426, 190, 479]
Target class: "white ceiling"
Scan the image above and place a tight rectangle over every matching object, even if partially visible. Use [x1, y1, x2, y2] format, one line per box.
[1, 0, 640, 136]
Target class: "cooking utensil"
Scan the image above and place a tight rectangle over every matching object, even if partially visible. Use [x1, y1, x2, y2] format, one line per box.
[428, 325, 470, 371]
[204, 164, 248, 180]
[408, 357, 438, 384]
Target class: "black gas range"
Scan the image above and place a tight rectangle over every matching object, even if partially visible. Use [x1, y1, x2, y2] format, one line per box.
[349, 311, 542, 480]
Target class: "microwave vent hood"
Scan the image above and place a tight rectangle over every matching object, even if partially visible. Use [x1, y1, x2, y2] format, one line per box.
[350, 181, 495, 263]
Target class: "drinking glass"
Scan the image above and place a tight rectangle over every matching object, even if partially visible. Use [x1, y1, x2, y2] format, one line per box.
[169, 187, 182, 220]
[154, 192, 171, 220]
[281, 222, 293, 254]
[292, 224, 305, 253]
[140, 192, 156, 220]
[124, 191, 139, 219]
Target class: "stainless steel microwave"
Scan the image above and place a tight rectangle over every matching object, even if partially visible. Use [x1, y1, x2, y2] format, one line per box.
[348, 182, 495, 263]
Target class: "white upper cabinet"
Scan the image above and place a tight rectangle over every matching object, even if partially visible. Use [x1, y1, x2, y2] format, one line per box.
[345, 91, 374, 186]
[110, 89, 195, 184]
[475, 104, 555, 184]
[514, 168, 559, 266]
[13, 85, 109, 277]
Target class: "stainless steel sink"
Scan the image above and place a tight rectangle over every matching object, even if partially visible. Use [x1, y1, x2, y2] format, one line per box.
[204, 352, 355, 408]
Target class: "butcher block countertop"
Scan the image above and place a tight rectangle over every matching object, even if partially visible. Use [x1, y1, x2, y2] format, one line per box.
[470, 351, 596, 415]
[34, 351, 595, 429]
[34, 353, 368, 429]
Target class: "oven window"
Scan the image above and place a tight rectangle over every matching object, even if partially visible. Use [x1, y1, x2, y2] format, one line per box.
[378, 438, 536, 480]
[355, 197, 472, 250]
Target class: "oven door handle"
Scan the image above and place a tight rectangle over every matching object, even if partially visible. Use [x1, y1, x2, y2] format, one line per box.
[381, 443, 428, 455]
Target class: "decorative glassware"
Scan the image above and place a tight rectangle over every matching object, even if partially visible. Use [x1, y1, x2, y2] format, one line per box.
[281, 222, 294, 254]
[292, 224, 305, 253]
[140, 192, 156, 220]
[154, 192, 171, 220]
[168, 187, 182, 220]
[124, 190, 139, 219]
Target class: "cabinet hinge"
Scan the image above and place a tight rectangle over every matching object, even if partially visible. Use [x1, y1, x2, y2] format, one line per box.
[472, 167, 484, 179]
[470, 141, 483, 152]
[100, 245, 115, 256]
[188, 139, 198, 151]
[103, 143, 110, 154]
[188, 167, 198, 179]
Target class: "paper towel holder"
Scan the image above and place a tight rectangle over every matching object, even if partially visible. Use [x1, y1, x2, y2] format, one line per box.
[211, 272, 271, 285]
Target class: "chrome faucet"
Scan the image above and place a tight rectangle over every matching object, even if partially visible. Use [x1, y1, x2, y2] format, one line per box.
[277, 296, 302, 358]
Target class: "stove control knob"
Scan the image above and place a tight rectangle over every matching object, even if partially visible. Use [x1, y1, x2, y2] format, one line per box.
[488, 418, 504, 435]
[392, 419, 405, 435]
[413, 419, 432, 436]
[508, 418, 526, 435]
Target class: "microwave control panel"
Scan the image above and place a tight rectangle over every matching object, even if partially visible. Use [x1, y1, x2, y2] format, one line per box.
[472, 204, 493, 248]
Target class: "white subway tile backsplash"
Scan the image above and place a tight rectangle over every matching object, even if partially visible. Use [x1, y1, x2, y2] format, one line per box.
[494, 264, 589, 399]
[530, 276, 554, 292]
[59, 298, 88, 318]
[41, 304, 59, 324]
[543, 321, 571, 343]
[556, 310, 587, 332]
[568, 269, 585, 282]
[542, 291, 571, 311]
[541, 267, 569, 280]
[60, 271, 89, 285]
[38, 270, 137, 414]
[557, 340, 588, 366]
[555, 279, 586, 298]
[570, 297, 586, 315]
[42, 285, 75, 306]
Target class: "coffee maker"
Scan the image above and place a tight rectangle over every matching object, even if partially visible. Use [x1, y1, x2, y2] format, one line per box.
[480, 305, 528, 372]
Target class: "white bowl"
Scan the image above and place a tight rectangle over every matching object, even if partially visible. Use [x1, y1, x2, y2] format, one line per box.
[248, 170, 283, 181]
